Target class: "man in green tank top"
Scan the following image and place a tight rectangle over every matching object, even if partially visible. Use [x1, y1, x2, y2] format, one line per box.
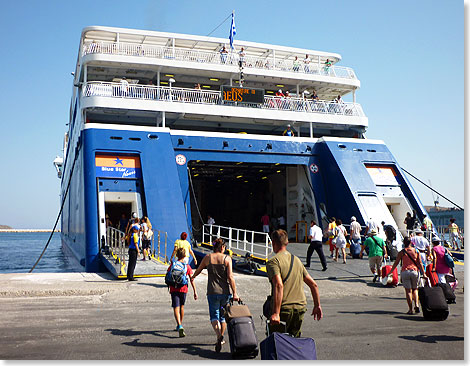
[267, 229, 323, 337]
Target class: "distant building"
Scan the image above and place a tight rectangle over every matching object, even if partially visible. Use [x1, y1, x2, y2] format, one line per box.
[425, 206, 464, 230]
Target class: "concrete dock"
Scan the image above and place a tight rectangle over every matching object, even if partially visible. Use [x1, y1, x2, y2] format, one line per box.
[0, 242, 464, 360]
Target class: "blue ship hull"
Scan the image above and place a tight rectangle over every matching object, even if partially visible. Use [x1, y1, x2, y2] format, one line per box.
[61, 125, 428, 272]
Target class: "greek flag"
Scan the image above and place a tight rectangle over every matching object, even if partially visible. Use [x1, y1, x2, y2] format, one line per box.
[229, 12, 236, 49]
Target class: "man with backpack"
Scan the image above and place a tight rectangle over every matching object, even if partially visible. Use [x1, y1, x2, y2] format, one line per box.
[359, 230, 388, 283]
[166, 248, 198, 337]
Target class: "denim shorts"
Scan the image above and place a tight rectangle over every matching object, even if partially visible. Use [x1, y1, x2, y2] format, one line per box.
[207, 294, 232, 323]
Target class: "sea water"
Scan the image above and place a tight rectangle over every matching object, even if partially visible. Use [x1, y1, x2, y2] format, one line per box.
[0, 232, 79, 273]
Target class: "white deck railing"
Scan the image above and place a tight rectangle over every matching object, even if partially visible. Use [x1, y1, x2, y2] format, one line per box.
[82, 40, 357, 80]
[202, 224, 273, 260]
[82, 81, 365, 117]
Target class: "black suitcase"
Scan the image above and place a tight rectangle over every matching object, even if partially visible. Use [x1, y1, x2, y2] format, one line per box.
[227, 316, 259, 359]
[436, 282, 456, 304]
[418, 285, 449, 321]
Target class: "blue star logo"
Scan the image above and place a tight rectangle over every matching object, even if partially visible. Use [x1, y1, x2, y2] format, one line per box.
[114, 157, 124, 166]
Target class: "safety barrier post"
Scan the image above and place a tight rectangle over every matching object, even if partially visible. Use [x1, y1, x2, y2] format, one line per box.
[165, 232, 168, 263]
[265, 235, 269, 259]
[158, 231, 161, 261]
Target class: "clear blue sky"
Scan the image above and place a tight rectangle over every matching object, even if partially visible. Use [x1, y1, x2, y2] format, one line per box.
[0, 0, 463, 229]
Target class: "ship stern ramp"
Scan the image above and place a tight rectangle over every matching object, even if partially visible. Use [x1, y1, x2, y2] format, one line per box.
[316, 137, 429, 245]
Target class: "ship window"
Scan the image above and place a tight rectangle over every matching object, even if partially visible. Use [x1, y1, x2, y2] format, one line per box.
[338, 144, 346, 149]
[353, 148, 363, 152]
[110, 136, 122, 140]
[129, 137, 141, 141]
[147, 134, 159, 140]
[367, 149, 376, 153]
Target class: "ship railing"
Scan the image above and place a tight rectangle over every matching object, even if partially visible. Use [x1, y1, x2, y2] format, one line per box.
[202, 224, 273, 261]
[106, 227, 126, 265]
[152, 229, 169, 264]
[83, 81, 365, 117]
[82, 40, 357, 80]
[105, 227, 169, 265]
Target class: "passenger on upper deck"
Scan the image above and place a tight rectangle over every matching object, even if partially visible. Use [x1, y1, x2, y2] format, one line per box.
[238, 47, 246, 68]
[303, 54, 311, 73]
[219, 46, 228, 64]
[120, 77, 129, 97]
[324, 59, 332, 74]
[311, 90, 319, 101]
[282, 124, 295, 137]
[293, 56, 301, 72]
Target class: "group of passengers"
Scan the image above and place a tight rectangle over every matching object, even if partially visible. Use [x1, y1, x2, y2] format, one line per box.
[306, 214, 457, 315]
[165, 229, 322, 354]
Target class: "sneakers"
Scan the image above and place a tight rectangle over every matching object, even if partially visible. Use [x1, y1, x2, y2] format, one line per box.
[322, 267, 327, 271]
[176, 325, 185, 337]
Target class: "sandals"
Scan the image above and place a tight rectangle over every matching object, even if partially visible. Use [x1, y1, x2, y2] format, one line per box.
[215, 336, 223, 353]
[406, 310, 414, 315]
[414, 306, 420, 314]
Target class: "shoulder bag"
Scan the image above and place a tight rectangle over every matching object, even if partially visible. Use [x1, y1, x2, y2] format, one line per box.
[444, 249, 455, 268]
[263, 253, 295, 318]
[371, 236, 385, 257]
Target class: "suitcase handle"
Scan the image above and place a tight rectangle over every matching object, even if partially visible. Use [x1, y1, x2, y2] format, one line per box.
[266, 320, 287, 336]
[229, 298, 244, 306]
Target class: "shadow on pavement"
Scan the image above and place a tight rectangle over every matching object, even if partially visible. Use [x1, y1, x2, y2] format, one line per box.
[105, 328, 178, 339]
[338, 310, 402, 315]
[394, 315, 426, 321]
[122, 338, 231, 359]
[399, 335, 464, 343]
[137, 282, 168, 289]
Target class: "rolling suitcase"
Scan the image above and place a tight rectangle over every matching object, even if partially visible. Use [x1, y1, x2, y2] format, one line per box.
[425, 262, 439, 287]
[381, 258, 398, 287]
[418, 279, 449, 321]
[436, 282, 456, 304]
[227, 316, 259, 359]
[349, 240, 361, 259]
[260, 322, 317, 360]
[445, 273, 458, 290]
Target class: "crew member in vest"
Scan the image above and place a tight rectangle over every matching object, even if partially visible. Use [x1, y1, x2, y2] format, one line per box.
[267, 229, 322, 337]
[127, 225, 140, 281]
[359, 230, 388, 283]
[170, 232, 198, 265]
[305, 220, 327, 271]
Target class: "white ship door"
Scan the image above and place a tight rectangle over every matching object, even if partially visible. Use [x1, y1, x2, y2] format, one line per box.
[286, 166, 318, 241]
[98, 191, 143, 246]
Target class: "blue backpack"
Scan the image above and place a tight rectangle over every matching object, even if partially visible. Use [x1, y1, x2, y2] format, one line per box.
[165, 261, 188, 288]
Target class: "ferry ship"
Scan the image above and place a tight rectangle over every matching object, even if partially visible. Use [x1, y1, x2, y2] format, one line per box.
[55, 26, 433, 277]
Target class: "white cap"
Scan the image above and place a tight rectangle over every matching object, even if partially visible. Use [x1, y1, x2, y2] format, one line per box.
[351, 216, 356, 221]
[132, 212, 138, 218]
